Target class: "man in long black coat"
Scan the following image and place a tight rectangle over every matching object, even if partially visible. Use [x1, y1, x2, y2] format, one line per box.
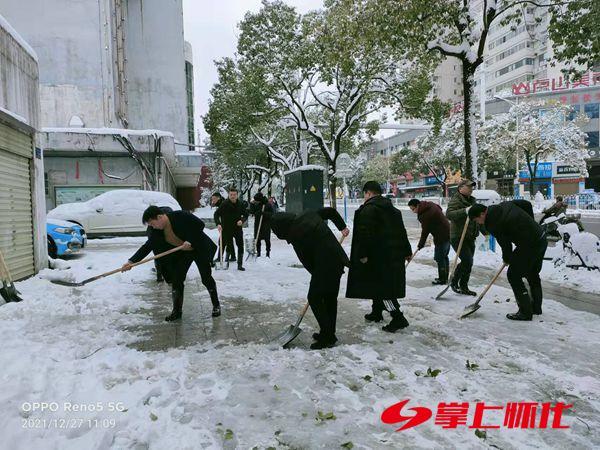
[122, 206, 220, 321]
[346, 181, 413, 333]
[271, 208, 350, 349]
[249, 192, 274, 257]
[469, 201, 547, 321]
[214, 187, 248, 271]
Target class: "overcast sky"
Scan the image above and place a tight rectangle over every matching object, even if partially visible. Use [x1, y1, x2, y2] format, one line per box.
[182, 0, 324, 144]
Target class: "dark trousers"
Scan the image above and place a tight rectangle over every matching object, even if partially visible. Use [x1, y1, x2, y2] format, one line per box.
[507, 239, 547, 314]
[256, 234, 271, 255]
[434, 240, 451, 271]
[223, 227, 244, 263]
[372, 298, 401, 313]
[167, 253, 219, 306]
[307, 272, 342, 339]
[450, 238, 475, 286]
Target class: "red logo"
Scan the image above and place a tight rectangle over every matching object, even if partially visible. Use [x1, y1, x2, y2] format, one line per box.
[381, 400, 572, 431]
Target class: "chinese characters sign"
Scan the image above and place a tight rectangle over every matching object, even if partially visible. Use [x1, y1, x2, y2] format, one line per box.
[381, 399, 572, 431]
[513, 72, 600, 96]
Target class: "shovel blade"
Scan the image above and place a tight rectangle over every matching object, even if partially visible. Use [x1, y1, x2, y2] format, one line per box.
[435, 284, 451, 300]
[0, 284, 24, 303]
[49, 279, 85, 287]
[276, 324, 303, 348]
[460, 303, 481, 319]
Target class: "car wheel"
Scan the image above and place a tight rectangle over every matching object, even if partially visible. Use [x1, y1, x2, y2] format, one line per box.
[47, 236, 57, 259]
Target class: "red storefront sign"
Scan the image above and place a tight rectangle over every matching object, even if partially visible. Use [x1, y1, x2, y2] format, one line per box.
[513, 72, 600, 96]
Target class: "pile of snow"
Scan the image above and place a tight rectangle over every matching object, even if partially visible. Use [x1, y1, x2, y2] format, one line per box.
[1, 231, 599, 448]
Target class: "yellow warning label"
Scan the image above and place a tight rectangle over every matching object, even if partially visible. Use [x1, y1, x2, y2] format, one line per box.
[310, 185, 316, 192]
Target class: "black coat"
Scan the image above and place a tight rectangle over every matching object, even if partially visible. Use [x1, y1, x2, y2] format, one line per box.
[271, 208, 349, 287]
[485, 201, 544, 264]
[214, 199, 248, 236]
[129, 210, 217, 264]
[346, 195, 412, 300]
[250, 200, 273, 239]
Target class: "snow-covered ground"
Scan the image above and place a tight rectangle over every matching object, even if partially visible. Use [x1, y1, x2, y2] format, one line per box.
[1, 231, 599, 449]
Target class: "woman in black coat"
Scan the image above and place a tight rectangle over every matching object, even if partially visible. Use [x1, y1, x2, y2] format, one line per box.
[346, 181, 412, 333]
[271, 208, 349, 349]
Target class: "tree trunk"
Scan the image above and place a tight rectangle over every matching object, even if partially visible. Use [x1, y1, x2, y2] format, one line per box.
[329, 176, 337, 208]
[462, 63, 478, 182]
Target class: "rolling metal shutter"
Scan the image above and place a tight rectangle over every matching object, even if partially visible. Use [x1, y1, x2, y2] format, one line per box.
[0, 121, 35, 280]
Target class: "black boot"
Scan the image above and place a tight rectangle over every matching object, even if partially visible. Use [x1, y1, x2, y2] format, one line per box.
[382, 311, 409, 333]
[507, 291, 533, 321]
[208, 288, 221, 317]
[459, 269, 476, 296]
[156, 272, 164, 283]
[312, 332, 338, 343]
[364, 300, 384, 322]
[450, 276, 461, 293]
[432, 265, 448, 285]
[310, 335, 337, 350]
[165, 287, 184, 322]
[266, 250, 270, 258]
[530, 283, 543, 315]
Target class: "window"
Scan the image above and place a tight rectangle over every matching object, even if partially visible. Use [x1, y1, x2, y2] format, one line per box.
[584, 103, 599, 119]
[586, 131, 599, 148]
[44, 173, 49, 196]
[568, 105, 581, 121]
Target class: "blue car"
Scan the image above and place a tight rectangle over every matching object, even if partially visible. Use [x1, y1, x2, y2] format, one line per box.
[47, 219, 87, 258]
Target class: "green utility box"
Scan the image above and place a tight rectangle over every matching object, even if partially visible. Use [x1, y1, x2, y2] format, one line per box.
[284, 166, 324, 214]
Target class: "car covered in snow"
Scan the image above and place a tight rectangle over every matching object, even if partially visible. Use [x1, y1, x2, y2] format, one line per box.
[47, 219, 86, 258]
[47, 189, 181, 237]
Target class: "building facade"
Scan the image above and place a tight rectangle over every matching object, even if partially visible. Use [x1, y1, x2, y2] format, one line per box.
[0, 14, 47, 279]
[0, 0, 191, 143]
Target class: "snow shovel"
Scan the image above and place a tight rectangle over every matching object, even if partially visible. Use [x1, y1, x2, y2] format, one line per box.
[0, 248, 24, 303]
[436, 216, 470, 300]
[246, 205, 265, 262]
[460, 263, 507, 319]
[215, 231, 224, 270]
[276, 234, 347, 348]
[50, 244, 186, 287]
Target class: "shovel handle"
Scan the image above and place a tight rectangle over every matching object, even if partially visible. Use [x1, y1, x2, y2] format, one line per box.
[473, 263, 507, 305]
[405, 248, 419, 269]
[101, 245, 185, 282]
[0, 249, 13, 283]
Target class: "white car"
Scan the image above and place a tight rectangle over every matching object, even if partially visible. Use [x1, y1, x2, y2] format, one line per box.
[47, 189, 181, 237]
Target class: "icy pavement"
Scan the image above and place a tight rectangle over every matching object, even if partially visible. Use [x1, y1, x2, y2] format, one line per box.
[1, 233, 599, 449]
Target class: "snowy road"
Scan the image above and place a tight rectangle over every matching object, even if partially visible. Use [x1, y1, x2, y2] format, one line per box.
[1, 233, 599, 449]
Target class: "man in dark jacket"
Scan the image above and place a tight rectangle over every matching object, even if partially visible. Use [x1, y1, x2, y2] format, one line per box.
[469, 201, 547, 321]
[122, 206, 220, 321]
[271, 208, 350, 349]
[210, 192, 224, 208]
[132, 206, 174, 283]
[214, 187, 248, 271]
[346, 181, 413, 333]
[408, 198, 451, 285]
[249, 192, 274, 257]
[446, 179, 479, 296]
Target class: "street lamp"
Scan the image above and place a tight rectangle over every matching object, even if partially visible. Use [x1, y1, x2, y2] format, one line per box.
[494, 95, 521, 196]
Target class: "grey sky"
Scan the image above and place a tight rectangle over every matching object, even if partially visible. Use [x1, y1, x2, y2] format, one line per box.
[182, 0, 323, 144]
